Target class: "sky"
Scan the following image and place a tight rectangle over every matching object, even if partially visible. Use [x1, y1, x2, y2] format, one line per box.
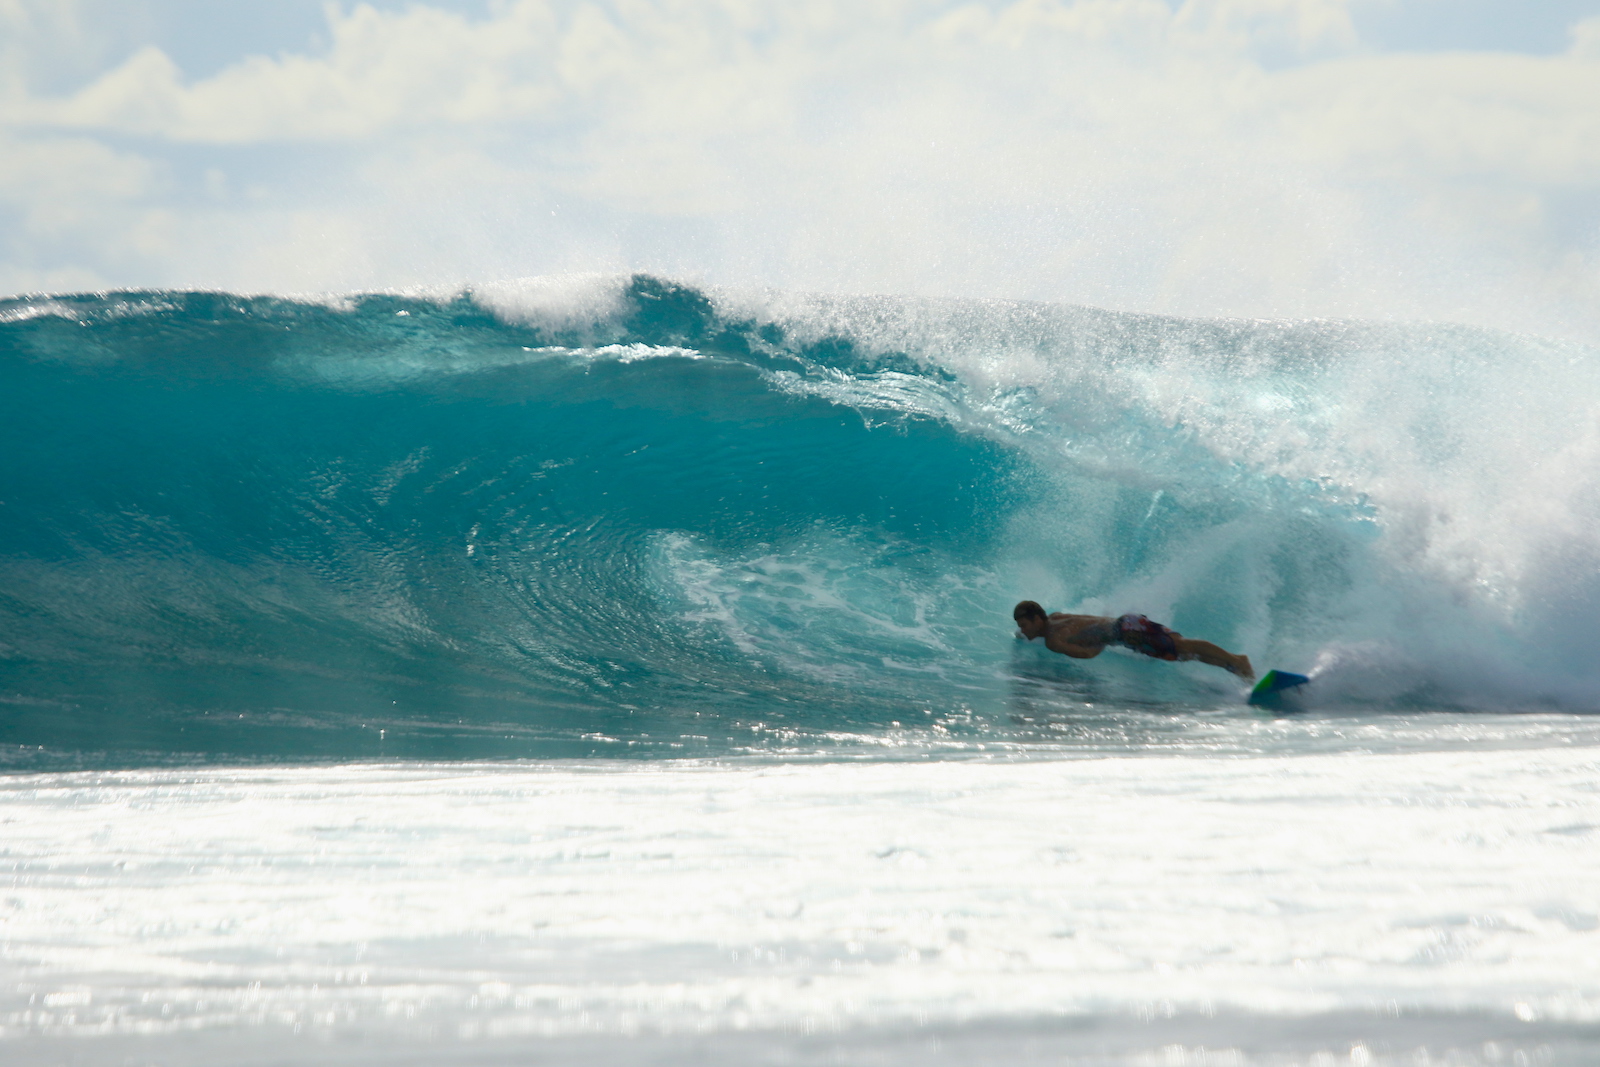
[2, 0, 1599, 340]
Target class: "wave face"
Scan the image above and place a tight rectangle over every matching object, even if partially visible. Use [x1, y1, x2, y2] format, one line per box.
[3, 275, 1599, 760]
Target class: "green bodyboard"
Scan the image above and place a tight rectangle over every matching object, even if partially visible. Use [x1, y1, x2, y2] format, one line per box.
[1247, 669, 1310, 709]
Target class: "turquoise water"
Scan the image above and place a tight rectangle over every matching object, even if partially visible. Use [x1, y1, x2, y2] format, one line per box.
[6, 276, 1600, 1063]
[4, 275, 1597, 765]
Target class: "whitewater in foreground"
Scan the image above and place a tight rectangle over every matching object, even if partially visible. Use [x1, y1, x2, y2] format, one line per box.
[8, 724, 1600, 1065]
[3, 276, 1600, 1063]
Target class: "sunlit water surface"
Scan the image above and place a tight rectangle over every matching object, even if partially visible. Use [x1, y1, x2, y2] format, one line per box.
[5, 712, 1600, 1066]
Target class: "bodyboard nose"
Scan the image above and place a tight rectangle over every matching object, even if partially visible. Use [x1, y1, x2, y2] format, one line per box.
[1247, 669, 1311, 710]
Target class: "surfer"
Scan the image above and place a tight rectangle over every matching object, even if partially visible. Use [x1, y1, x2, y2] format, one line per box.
[1011, 601, 1254, 680]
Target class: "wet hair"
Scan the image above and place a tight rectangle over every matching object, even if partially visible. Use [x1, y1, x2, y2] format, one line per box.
[1012, 600, 1046, 622]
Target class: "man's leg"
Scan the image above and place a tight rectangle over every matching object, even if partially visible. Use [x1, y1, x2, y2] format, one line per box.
[1174, 637, 1254, 680]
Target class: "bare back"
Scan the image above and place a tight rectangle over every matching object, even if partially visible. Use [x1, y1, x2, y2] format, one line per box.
[1038, 613, 1118, 659]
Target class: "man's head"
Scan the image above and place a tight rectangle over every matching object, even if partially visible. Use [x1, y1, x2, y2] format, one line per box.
[1012, 600, 1048, 639]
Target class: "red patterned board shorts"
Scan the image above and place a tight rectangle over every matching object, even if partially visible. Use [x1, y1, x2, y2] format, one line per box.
[1115, 614, 1180, 660]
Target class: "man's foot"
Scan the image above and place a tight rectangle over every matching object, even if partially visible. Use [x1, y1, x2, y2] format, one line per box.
[1230, 655, 1254, 682]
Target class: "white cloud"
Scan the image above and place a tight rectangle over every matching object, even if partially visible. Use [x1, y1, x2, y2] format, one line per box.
[1173, 0, 1359, 57]
[0, 130, 168, 292]
[0, 0, 1597, 341]
[1571, 14, 1600, 60]
[12, 4, 562, 140]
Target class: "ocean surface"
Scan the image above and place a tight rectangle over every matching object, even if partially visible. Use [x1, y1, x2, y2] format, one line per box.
[3, 275, 1599, 1064]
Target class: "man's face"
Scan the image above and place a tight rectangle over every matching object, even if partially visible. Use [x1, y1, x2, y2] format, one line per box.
[1014, 613, 1046, 639]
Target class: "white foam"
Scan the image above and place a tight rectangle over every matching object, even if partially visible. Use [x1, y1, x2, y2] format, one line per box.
[0, 300, 78, 324]
[468, 273, 630, 333]
[649, 529, 988, 691]
[702, 286, 1600, 707]
[3, 739, 1599, 1060]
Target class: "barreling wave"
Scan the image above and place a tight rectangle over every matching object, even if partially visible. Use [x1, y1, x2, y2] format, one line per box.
[2, 274, 1598, 762]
